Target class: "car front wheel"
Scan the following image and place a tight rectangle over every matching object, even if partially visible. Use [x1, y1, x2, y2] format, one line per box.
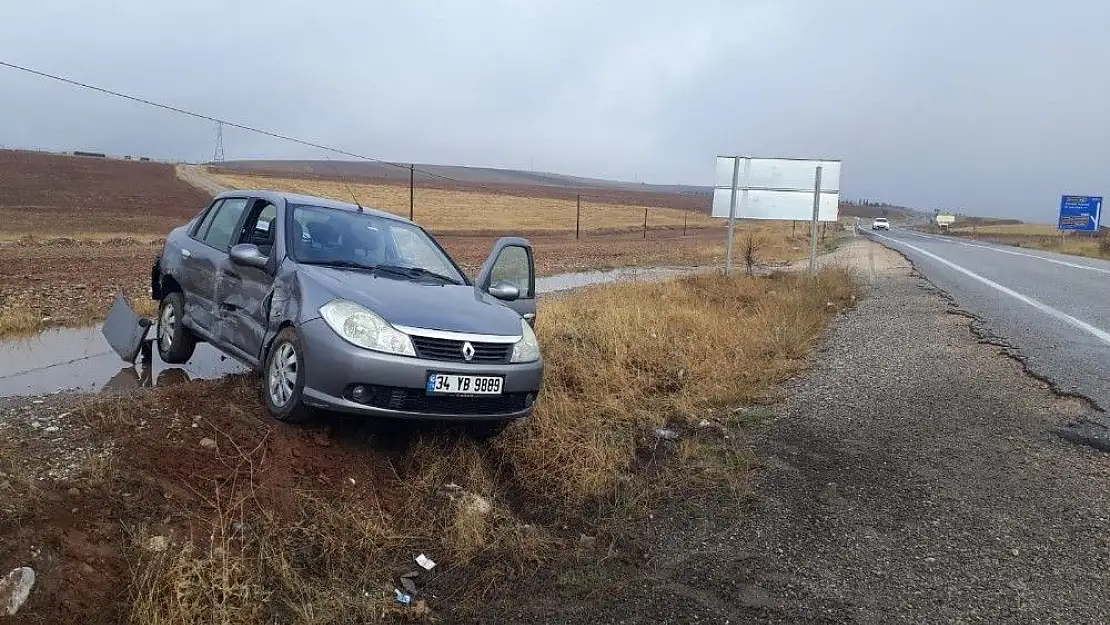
[157, 292, 197, 364]
[263, 327, 312, 423]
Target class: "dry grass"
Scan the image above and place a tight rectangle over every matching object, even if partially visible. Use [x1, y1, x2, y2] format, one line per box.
[951, 223, 1058, 235]
[0, 293, 155, 339]
[209, 171, 719, 234]
[126, 434, 553, 624]
[497, 268, 858, 511]
[0, 231, 168, 244]
[946, 224, 1110, 260]
[0, 306, 39, 337]
[24, 267, 856, 623]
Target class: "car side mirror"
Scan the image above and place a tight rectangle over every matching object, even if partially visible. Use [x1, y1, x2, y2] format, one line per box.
[229, 243, 268, 269]
[488, 281, 520, 301]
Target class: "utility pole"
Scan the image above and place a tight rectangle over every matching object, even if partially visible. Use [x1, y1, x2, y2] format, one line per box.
[212, 121, 225, 162]
[409, 164, 415, 221]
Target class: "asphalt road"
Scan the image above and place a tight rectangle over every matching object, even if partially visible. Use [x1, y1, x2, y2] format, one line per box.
[864, 228, 1110, 411]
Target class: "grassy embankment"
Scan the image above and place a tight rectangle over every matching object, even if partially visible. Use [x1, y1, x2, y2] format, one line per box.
[947, 223, 1110, 260]
[1, 268, 857, 622]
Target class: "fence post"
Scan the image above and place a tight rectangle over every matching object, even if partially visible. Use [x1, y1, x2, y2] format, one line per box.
[576, 194, 581, 240]
[409, 164, 415, 221]
[643, 206, 648, 238]
[683, 214, 687, 237]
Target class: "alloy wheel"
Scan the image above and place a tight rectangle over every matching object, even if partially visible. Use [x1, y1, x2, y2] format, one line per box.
[268, 342, 298, 407]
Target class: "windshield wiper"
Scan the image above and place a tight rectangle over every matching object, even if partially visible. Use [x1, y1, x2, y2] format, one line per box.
[374, 264, 462, 285]
[299, 259, 462, 284]
[298, 259, 378, 272]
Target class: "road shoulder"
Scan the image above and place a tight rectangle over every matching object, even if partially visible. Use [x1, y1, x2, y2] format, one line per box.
[496, 242, 1110, 623]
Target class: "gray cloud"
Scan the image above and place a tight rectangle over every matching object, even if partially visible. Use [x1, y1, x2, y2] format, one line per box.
[1, 0, 1107, 222]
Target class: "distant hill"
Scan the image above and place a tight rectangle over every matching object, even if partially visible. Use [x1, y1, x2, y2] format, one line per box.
[209, 160, 714, 213]
[211, 160, 711, 196]
[837, 201, 929, 221]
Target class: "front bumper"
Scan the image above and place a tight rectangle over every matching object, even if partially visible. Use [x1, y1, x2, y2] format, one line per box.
[297, 318, 544, 420]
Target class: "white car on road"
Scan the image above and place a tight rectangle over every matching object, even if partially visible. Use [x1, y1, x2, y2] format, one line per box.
[871, 217, 890, 231]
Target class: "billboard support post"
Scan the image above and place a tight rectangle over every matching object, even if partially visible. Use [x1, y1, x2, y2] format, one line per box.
[808, 166, 823, 274]
[724, 156, 741, 276]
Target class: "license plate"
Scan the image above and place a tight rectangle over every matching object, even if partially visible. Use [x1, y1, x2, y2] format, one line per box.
[426, 373, 503, 395]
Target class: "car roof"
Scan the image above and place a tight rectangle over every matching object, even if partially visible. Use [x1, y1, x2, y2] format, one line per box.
[215, 189, 410, 224]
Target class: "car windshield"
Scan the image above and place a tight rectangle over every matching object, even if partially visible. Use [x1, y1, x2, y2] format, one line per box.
[288, 204, 465, 284]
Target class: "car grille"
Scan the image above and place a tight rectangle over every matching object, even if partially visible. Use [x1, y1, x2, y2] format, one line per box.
[410, 336, 513, 363]
[347, 385, 529, 415]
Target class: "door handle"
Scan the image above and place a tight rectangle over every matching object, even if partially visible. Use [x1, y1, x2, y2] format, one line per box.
[181, 249, 192, 259]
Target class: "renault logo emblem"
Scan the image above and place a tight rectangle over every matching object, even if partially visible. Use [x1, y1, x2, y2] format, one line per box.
[461, 341, 475, 361]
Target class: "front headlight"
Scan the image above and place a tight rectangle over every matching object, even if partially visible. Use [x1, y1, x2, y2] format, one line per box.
[319, 300, 415, 356]
[510, 317, 541, 363]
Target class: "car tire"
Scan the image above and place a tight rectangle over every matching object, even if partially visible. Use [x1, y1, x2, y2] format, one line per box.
[263, 327, 312, 424]
[156, 291, 197, 364]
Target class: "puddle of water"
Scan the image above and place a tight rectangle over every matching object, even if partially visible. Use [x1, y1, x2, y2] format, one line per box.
[536, 266, 698, 293]
[0, 326, 247, 398]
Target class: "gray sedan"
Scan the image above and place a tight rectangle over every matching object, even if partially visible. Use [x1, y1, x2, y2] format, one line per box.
[149, 190, 543, 430]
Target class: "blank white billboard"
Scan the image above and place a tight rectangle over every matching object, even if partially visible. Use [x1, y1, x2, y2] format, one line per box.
[712, 156, 841, 222]
[712, 188, 840, 221]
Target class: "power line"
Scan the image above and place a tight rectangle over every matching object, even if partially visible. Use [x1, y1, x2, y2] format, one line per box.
[0, 59, 515, 195]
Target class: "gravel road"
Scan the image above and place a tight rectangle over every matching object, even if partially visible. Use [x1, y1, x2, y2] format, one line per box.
[505, 242, 1110, 623]
[174, 164, 229, 197]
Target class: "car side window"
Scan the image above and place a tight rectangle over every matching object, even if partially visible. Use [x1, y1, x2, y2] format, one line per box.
[192, 199, 224, 239]
[489, 245, 532, 297]
[199, 198, 250, 252]
[240, 202, 277, 256]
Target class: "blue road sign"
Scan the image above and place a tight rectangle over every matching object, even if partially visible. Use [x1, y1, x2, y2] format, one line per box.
[1058, 195, 1102, 232]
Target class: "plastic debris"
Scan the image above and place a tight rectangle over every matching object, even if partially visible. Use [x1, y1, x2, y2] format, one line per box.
[415, 553, 436, 570]
[1, 567, 35, 616]
[394, 588, 412, 606]
[653, 428, 680, 441]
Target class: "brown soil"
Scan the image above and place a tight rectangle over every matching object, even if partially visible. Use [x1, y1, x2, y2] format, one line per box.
[0, 150, 211, 237]
[0, 377, 402, 624]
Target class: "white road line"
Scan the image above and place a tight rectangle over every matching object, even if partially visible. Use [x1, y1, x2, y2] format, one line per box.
[904, 230, 1110, 275]
[870, 231, 1110, 347]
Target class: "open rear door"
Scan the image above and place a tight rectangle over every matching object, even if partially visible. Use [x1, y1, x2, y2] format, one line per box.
[473, 237, 537, 326]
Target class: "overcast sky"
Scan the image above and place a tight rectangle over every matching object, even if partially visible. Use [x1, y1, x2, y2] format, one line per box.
[1, 1, 1107, 222]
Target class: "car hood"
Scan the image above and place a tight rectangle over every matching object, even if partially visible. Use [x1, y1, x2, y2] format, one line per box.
[297, 265, 524, 336]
